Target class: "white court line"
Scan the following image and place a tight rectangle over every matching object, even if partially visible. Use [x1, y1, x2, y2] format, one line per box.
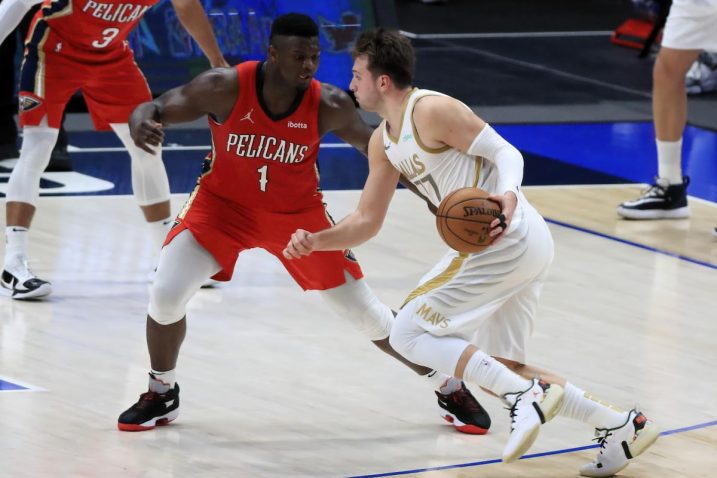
[401, 30, 613, 40]
[405, 36, 651, 99]
[66, 143, 352, 153]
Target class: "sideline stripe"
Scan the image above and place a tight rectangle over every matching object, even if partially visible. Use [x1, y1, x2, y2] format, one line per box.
[413, 37, 650, 99]
[401, 30, 612, 40]
[545, 218, 717, 270]
[346, 420, 717, 478]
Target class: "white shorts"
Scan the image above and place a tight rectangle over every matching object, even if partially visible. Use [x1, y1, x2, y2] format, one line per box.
[401, 195, 554, 364]
[662, 0, 717, 51]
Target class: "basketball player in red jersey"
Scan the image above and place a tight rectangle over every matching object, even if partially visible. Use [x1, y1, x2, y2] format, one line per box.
[0, 0, 227, 299]
[117, 13, 491, 435]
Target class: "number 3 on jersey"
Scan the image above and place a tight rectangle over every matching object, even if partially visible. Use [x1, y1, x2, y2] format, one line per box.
[257, 164, 269, 192]
[92, 28, 120, 48]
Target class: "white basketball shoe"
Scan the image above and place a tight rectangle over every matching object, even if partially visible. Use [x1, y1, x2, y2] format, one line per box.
[580, 409, 660, 477]
[502, 378, 564, 463]
[1, 256, 52, 300]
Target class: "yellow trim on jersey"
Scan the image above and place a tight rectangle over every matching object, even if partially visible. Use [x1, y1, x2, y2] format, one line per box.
[201, 138, 217, 178]
[386, 87, 417, 144]
[34, 27, 51, 97]
[178, 184, 201, 220]
[402, 253, 468, 307]
[473, 156, 483, 187]
[410, 94, 451, 154]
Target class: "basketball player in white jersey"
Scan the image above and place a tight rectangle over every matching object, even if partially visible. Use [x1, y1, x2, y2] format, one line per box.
[283, 28, 660, 475]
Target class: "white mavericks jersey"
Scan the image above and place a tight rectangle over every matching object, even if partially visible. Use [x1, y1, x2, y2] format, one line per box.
[381, 88, 501, 207]
[384, 89, 556, 363]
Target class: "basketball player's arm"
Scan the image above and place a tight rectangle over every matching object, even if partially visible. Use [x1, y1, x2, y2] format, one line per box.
[414, 96, 523, 240]
[283, 129, 400, 259]
[320, 84, 373, 155]
[130, 69, 237, 154]
[0, 0, 43, 45]
[170, 0, 228, 68]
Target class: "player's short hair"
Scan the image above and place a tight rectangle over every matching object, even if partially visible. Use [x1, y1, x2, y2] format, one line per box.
[270, 13, 319, 44]
[353, 28, 415, 89]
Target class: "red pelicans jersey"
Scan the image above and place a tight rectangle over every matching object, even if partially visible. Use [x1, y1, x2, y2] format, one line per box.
[203, 61, 324, 213]
[27, 0, 158, 57]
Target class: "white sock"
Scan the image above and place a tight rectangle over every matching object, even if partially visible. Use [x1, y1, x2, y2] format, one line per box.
[4, 226, 28, 264]
[557, 382, 626, 429]
[462, 350, 531, 397]
[656, 139, 683, 184]
[149, 369, 176, 393]
[148, 217, 173, 251]
[425, 370, 462, 394]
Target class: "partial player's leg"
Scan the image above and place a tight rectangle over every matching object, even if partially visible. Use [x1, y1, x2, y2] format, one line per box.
[2, 124, 58, 299]
[85, 49, 175, 268]
[318, 274, 491, 434]
[487, 277, 659, 476]
[274, 205, 491, 434]
[390, 301, 564, 463]
[505, 360, 659, 477]
[110, 123, 172, 245]
[389, 213, 565, 462]
[2, 34, 78, 299]
[118, 229, 221, 431]
[617, 0, 716, 220]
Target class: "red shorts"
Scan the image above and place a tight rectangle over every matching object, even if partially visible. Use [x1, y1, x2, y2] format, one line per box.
[19, 32, 151, 131]
[165, 186, 364, 290]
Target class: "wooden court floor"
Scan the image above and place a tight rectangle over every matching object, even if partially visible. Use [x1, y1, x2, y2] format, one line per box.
[0, 188, 715, 477]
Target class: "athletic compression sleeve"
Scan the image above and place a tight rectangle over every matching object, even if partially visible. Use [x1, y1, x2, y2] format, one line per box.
[466, 124, 524, 195]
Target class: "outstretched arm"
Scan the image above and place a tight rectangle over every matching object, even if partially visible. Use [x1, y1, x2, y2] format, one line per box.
[0, 0, 43, 45]
[284, 128, 400, 258]
[130, 68, 237, 154]
[170, 0, 228, 68]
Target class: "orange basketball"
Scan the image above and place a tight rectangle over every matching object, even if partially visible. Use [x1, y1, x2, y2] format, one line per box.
[436, 187, 502, 254]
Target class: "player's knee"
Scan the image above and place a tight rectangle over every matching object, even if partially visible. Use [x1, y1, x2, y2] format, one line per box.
[319, 278, 392, 341]
[148, 281, 186, 325]
[654, 54, 690, 84]
[388, 308, 420, 359]
[130, 149, 170, 206]
[355, 302, 392, 340]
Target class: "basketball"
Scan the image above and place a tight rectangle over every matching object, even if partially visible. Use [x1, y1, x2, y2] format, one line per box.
[436, 187, 502, 253]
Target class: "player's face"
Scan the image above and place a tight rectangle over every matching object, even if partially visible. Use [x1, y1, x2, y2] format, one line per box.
[270, 36, 321, 90]
[350, 55, 380, 112]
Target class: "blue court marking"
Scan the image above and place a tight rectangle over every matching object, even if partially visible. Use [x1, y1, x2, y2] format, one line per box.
[345, 420, 717, 478]
[497, 122, 717, 202]
[0, 379, 28, 391]
[4, 122, 714, 199]
[545, 218, 717, 270]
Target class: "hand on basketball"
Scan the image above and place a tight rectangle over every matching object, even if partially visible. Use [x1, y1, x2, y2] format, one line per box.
[132, 119, 165, 155]
[283, 229, 316, 260]
[488, 191, 517, 242]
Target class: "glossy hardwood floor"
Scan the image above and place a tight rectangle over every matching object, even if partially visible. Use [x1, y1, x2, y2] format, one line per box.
[1, 188, 715, 478]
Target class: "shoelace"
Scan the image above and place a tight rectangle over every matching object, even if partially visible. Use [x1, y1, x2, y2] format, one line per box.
[506, 396, 522, 431]
[640, 183, 667, 199]
[592, 429, 613, 455]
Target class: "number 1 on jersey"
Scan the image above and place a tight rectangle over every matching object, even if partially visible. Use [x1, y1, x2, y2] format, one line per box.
[257, 164, 269, 192]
